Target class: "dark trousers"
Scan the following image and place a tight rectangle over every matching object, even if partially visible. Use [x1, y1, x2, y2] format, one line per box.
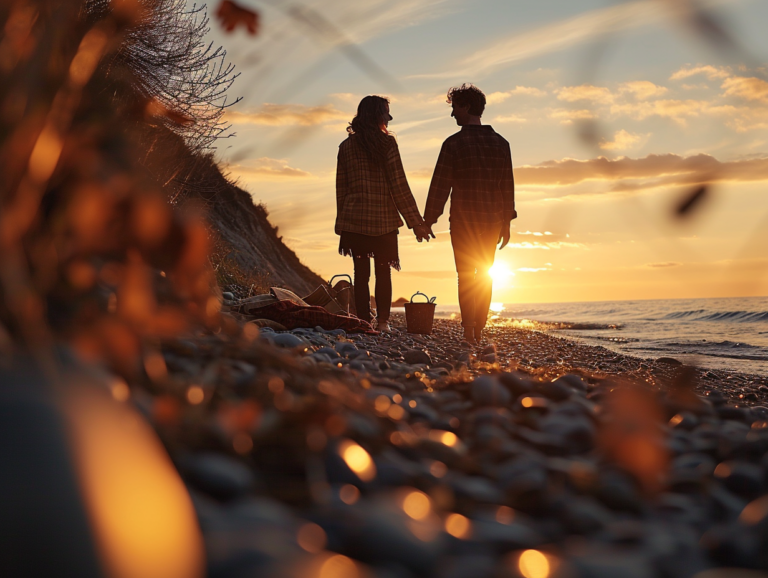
[353, 257, 391, 324]
[450, 223, 500, 329]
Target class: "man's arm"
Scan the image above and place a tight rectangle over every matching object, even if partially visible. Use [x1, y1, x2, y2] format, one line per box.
[385, 139, 423, 229]
[501, 143, 516, 223]
[424, 140, 453, 226]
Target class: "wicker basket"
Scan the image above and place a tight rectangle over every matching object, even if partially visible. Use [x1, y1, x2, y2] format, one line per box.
[404, 292, 436, 334]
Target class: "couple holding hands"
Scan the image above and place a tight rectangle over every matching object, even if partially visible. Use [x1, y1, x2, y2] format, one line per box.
[335, 83, 516, 343]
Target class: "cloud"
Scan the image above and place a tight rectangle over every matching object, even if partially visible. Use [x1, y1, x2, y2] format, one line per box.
[557, 85, 614, 104]
[229, 158, 313, 179]
[599, 129, 648, 151]
[486, 86, 547, 104]
[516, 153, 768, 190]
[410, 0, 670, 79]
[548, 108, 597, 124]
[619, 81, 668, 99]
[609, 99, 708, 125]
[721, 76, 768, 103]
[494, 114, 527, 123]
[646, 262, 682, 268]
[670, 65, 730, 81]
[224, 104, 348, 126]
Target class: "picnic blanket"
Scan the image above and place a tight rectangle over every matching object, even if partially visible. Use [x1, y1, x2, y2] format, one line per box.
[250, 300, 376, 333]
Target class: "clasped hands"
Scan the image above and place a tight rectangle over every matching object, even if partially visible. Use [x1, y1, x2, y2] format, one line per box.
[413, 222, 435, 242]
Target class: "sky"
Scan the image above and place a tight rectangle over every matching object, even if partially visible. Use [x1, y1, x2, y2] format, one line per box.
[202, 0, 768, 305]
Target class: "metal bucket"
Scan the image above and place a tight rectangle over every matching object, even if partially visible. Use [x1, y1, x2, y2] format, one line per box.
[404, 292, 436, 334]
[329, 274, 352, 315]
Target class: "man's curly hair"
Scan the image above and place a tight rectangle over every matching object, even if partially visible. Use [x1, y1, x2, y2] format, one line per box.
[446, 83, 486, 117]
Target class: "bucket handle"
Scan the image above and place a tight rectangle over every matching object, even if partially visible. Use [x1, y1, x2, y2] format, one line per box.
[329, 274, 352, 286]
[410, 291, 435, 303]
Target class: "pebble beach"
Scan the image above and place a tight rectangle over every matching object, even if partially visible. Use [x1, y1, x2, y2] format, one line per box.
[127, 307, 768, 578]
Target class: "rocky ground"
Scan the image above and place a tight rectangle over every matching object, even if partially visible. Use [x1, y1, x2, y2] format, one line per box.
[136, 312, 768, 578]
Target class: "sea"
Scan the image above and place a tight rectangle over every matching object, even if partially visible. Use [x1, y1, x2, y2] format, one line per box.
[434, 296, 768, 376]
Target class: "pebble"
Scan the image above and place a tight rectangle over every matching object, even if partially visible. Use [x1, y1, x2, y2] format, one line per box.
[86, 312, 768, 578]
[403, 348, 432, 366]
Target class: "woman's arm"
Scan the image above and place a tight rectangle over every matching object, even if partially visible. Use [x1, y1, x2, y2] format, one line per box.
[385, 139, 423, 229]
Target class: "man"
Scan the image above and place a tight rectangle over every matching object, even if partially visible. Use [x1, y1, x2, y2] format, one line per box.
[424, 83, 516, 344]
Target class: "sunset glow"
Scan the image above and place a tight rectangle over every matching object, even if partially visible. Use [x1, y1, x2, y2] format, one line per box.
[204, 0, 768, 304]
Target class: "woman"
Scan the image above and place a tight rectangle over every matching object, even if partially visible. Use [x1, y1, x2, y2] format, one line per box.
[336, 95, 430, 332]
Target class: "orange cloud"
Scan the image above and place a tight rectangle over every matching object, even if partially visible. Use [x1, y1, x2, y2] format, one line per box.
[557, 84, 613, 104]
[670, 65, 730, 81]
[486, 86, 546, 104]
[516, 153, 768, 189]
[721, 76, 768, 103]
[618, 81, 668, 99]
[229, 157, 312, 179]
[599, 129, 648, 151]
[224, 104, 348, 126]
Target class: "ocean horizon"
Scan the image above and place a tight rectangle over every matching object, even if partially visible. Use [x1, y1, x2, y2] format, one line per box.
[426, 295, 768, 375]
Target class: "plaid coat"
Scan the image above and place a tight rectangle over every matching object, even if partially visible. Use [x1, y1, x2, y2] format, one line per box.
[335, 134, 423, 236]
[424, 125, 516, 229]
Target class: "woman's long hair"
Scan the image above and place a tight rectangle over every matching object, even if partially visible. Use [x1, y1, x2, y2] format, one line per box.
[346, 95, 391, 164]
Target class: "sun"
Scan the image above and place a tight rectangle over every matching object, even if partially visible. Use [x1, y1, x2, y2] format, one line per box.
[488, 261, 514, 286]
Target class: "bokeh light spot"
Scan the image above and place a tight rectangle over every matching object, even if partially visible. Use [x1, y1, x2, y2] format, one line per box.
[297, 522, 326, 554]
[445, 513, 471, 539]
[339, 440, 376, 482]
[403, 490, 431, 520]
[519, 549, 550, 578]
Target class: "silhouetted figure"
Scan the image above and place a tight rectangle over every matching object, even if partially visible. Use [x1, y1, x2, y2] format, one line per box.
[336, 95, 432, 332]
[424, 84, 516, 343]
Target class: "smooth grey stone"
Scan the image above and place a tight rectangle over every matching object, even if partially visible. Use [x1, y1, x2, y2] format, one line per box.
[469, 520, 544, 550]
[481, 344, 496, 355]
[271, 333, 306, 348]
[335, 342, 358, 356]
[322, 501, 441, 574]
[596, 470, 642, 513]
[481, 353, 497, 363]
[670, 411, 699, 430]
[222, 291, 235, 301]
[350, 361, 366, 371]
[570, 549, 656, 578]
[316, 346, 340, 358]
[498, 372, 533, 396]
[538, 414, 595, 454]
[180, 453, 256, 500]
[448, 474, 504, 503]
[457, 352, 472, 364]
[716, 461, 764, 500]
[311, 352, 333, 363]
[672, 452, 717, 477]
[373, 449, 425, 486]
[407, 403, 439, 424]
[436, 555, 496, 578]
[656, 493, 705, 527]
[536, 380, 573, 402]
[657, 357, 683, 366]
[471, 376, 511, 407]
[403, 349, 432, 365]
[554, 373, 589, 391]
[559, 496, 613, 534]
[709, 483, 748, 522]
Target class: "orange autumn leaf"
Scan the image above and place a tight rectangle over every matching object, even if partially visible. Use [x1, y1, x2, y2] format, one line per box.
[215, 0, 259, 35]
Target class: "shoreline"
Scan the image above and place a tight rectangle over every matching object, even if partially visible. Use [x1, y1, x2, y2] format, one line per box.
[375, 314, 768, 407]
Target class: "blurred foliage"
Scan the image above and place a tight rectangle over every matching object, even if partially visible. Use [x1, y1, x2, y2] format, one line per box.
[0, 0, 240, 376]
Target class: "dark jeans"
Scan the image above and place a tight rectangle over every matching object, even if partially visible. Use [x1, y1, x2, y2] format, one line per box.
[450, 223, 500, 329]
[353, 257, 391, 324]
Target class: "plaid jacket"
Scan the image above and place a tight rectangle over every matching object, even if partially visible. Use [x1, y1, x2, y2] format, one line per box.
[424, 125, 516, 229]
[335, 134, 423, 236]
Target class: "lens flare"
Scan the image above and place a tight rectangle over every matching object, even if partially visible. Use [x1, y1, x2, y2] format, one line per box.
[445, 513, 471, 539]
[488, 262, 514, 286]
[519, 549, 550, 578]
[402, 490, 431, 520]
[339, 440, 376, 482]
